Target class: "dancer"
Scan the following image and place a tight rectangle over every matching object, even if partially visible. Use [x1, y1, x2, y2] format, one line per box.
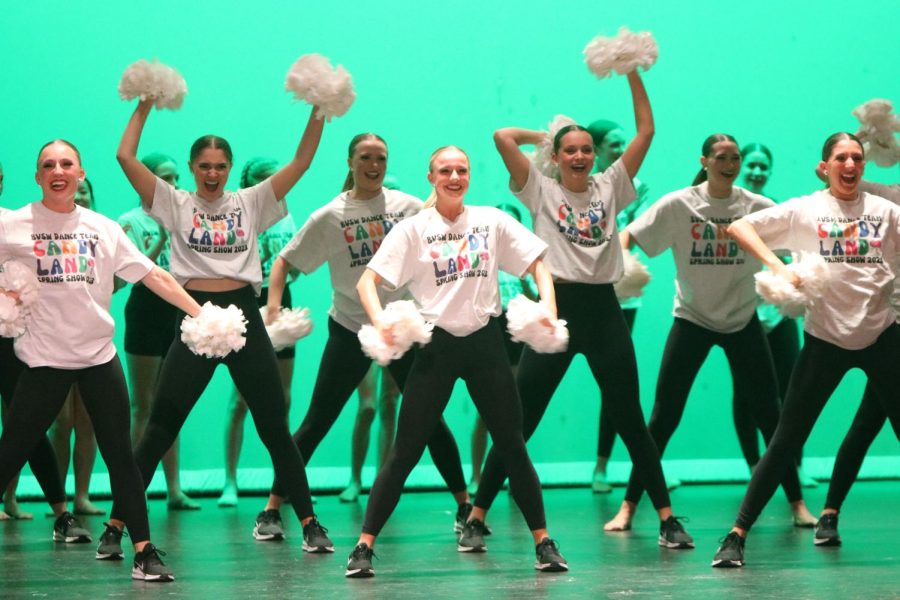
[0, 139, 200, 580]
[711, 133, 900, 568]
[610, 134, 814, 531]
[219, 157, 298, 508]
[118, 152, 198, 511]
[346, 145, 567, 578]
[733, 143, 817, 490]
[108, 97, 331, 554]
[254, 133, 469, 539]
[585, 118, 659, 494]
[467, 70, 693, 551]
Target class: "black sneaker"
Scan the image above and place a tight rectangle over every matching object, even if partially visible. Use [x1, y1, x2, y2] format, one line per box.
[659, 516, 694, 549]
[814, 513, 842, 547]
[52, 511, 91, 543]
[302, 517, 334, 553]
[253, 509, 284, 541]
[96, 523, 127, 560]
[711, 531, 745, 568]
[345, 543, 375, 578]
[132, 543, 174, 582]
[457, 519, 488, 552]
[534, 538, 568, 572]
[454, 502, 473, 534]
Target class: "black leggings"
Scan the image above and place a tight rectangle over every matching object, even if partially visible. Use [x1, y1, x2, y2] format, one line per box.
[363, 320, 545, 535]
[732, 316, 802, 465]
[623, 316, 803, 504]
[0, 357, 150, 540]
[824, 383, 886, 511]
[474, 283, 671, 513]
[270, 317, 466, 498]
[0, 338, 66, 506]
[112, 286, 315, 523]
[597, 307, 637, 458]
[736, 326, 900, 530]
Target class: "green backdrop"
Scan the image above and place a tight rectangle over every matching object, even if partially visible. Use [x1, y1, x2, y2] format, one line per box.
[1, 0, 898, 492]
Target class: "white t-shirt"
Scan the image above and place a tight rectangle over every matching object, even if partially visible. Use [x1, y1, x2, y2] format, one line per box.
[119, 205, 171, 272]
[859, 181, 900, 319]
[628, 183, 774, 333]
[368, 205, 547, 337]
[616, 176, 650, 310]
[280, 189, 422, 333]
[513, 159, 635, 283]
[148, 177, 286, 294]
[744, 189, 900, 349]
[0, 202, 153, 368]
[259, 214, 297, 288]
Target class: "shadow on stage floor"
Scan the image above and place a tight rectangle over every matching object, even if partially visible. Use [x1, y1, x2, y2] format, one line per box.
[2, 481, 898, 598]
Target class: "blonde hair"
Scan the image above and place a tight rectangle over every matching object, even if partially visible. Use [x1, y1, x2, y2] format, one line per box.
[424, 145, 469, 208]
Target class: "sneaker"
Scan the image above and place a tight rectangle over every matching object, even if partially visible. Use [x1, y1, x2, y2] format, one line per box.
[454, 502, 473, 534]
[659, 516, 694, 549]
[711, 531, 745, 568]
[253, 509, 284, 541]
[52, 512, 91, 543]
[345, 543, 375, 578]
[814, 514, 842, 546]
[457, 519, 488, 553]
[96, 523, 127, 560]
[132, 543, 174, 582]
[302, 518, 334, 553]
[534, 538, 568, 572]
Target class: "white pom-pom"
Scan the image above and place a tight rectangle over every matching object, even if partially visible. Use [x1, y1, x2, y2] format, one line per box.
[853, 99, 900, 168]
[0, 295, 26, 338]
[584, 27, 659, 79]
[118, 59, 188, 110]
[0, 261, 40, 307]
[180, 302, 248, 358]
[262, 306, 313, 351]
[614, 251, 651, 300]
[285, 54, 356, 122]
[526, 115, 577, 178]
[505, 295, 569, 354]
[357, 300, 433, 366]
[754, 252, 833, 318]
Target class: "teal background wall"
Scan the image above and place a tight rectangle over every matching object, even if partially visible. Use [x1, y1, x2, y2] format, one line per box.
[1, 1, 898, 489]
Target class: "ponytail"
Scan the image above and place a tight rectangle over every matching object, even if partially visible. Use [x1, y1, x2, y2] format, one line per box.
[343, 132, 387, 193]
[693, 133, 738, 185]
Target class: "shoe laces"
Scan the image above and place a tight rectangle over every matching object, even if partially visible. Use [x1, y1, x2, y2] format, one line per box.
[102, 523, 128, 539]
[306, 518, 329, 535]
[666, 516, 690, 531]
[717, 531, 744, 546]
[352, 543, 377, 561]
[141, 544, 168, 563]
[464, 518, 487, 535]
[536, 537, 561, 553]
[258, 509, 281, 523]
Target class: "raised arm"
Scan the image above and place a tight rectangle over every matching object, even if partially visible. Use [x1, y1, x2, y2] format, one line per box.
[619, 71, 654, 179]
[527, 258, 557, 320]
[493, 128, 547, 190]
[269, 107, 325, 199]
[117, 100, 158, 210]
[139, 266, 202, 317]
[727, 219, 796, 284]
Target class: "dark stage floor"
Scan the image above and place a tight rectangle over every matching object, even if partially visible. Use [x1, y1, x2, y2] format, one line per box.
[2, 481, 898, 599]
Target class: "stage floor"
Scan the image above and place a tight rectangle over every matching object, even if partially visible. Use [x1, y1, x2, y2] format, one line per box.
[2, 481, 898, 598]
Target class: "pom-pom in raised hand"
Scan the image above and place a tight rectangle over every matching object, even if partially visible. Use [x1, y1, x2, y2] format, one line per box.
[614, 251, 651, 300]
[119, 59, 188, 110]
[505, 295, 569, 354]
[528, 115, 576, 178]
[180, 302, 248, 358]
[754, 252, 832, 318]
[262, 306, 313, 351]
[584, 27, 659, 79]
[853, 99, 900, 168]
[285, 54, 356, 121]
[357, 300, 433, 366]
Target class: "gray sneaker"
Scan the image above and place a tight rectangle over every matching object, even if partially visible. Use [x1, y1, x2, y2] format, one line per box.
[253, 509, 284, 541]
[52, 512, 91, 543]
[132, 543, 174, 582]
[302, 518, 334, 553]
[345, 543, 375, 578]
[814, 514, 842, 546]
[96, 523, 126, 560]
[457, 518, 487, 552]
[534, 538, 568, 572]
[711, 531, 745, 568]
[659, 516, 694, 549]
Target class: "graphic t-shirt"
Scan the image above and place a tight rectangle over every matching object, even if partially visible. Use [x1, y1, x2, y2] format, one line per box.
[259, 214, 297, 288]
[859, 181, 900, 319]
[280, 189, 421, 333]
[368, 205, 547, 337]
[628, 183, 774, 333]
[513, 159, 635, 283]
[0, 202, 153, 368]
[744, 190, 900, 349]
[148, 177, 286, 294]
[118, 205, 171, 272]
